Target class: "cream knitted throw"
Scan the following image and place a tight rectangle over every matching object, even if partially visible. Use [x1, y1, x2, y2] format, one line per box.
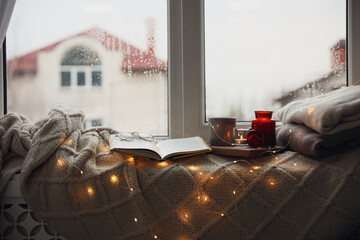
[276, 86, 360, 135]
[1, 107, 360, 239]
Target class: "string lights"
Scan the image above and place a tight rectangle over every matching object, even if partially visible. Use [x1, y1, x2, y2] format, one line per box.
[110, 175, 119, 184]
[87, 187, 94, 196]
[56, 157, 66, 169]
[56, 131, 295, 240]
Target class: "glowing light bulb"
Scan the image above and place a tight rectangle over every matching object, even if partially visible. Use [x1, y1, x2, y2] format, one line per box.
[307, 107, 314, 114]
[199, 172, 203, 175]
[233, 190, 236, 195]
[154, 235, 158, 239]
[128, 157, 134, 162]
[252, 166, 261, 170]
[134, 218, 138, 223]
[270, 182, 275, 186]
[210, 177, 214, 180]
[57, 158, 66, 169]
[202, 195, 209, 202]
[188, 166, 198, 171]
[87, 187, 94, 196]
[130, 188, 134, 192]
[249, 170, 253, 173]
[221, 213, 224, 217]
[102, 145, 110, 152]
[233, 161, 237, 164]
[80, 170, 84, 175]
[157, 161, 168, 167]
[185, 214, 188, 218]
[110, 175, 119, 184]
[294, 163, 297, 166]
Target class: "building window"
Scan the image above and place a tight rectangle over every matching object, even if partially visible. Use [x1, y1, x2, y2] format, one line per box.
[61, 71, 71, 87]
[61, 46, 102, 88]
[91, 119, 102, 127]
[91, 71, 102, 86]
[84, 119, 102, 129]
[77, 72, 86, 86]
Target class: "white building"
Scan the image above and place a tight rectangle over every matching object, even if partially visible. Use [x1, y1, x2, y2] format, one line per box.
[7, 28, 168, 135]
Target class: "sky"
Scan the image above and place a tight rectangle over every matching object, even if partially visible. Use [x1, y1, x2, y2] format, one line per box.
[7, 0, 346, 121]
[7, 0, 168, 59]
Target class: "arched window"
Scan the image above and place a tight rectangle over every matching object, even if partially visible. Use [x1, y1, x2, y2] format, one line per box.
[60, 46, 102, 87]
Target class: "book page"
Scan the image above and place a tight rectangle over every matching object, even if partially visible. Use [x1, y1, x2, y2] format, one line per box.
[109, 135, 160, 156]
[157, 137, 211, 159]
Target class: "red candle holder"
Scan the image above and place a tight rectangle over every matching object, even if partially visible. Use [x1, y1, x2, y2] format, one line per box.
[249, 111, 275, 147]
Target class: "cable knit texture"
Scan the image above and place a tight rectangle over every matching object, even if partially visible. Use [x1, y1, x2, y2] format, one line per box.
[0, 107, 360, 239]
[276, 86, 360, 135]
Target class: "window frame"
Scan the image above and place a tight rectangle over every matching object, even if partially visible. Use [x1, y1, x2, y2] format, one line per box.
[1, 0, 359, 140]
[169, 0, 360, 140]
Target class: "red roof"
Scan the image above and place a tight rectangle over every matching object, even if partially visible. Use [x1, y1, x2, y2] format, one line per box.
[7, 27, 167, 73]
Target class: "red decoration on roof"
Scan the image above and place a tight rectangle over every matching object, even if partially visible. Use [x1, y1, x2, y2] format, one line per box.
[7, 27, 167, 74]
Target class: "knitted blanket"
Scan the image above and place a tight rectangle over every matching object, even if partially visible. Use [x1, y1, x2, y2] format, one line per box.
[276, 123, 360, 157]
[276, 86, 360, 135]
[1, 107, 360, 239]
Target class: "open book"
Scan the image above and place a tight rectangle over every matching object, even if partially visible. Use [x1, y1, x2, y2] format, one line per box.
[109, 135, 212, 161]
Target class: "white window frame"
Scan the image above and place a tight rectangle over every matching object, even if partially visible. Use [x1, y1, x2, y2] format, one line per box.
[169, 0, 360, 139]
[0, 42, 5, 115]
[1, 0, 359, 139]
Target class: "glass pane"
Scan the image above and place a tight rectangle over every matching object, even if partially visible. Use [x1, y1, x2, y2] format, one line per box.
[77, 72, 86, 86]
[7, 0, 168, 135]
[61, 72, 71, 87]
[91, 71, 102, 86]
[91, 119, 102, 127]
[205, 0, 346, 121]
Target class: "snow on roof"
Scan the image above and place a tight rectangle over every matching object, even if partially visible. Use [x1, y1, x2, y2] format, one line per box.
[7, 27, 167, 74]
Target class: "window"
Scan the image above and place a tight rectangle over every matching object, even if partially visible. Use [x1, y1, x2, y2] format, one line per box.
[83, 119, 103, 129]
[61, 71, 71, 87]
[2, 0, 360, 139]
[61, 46, 102, 88]
[6, 0, 168, 135]
[205, 0, 347, 121]
[77, 72, 85, 86]
[91, 71, 102, 86]
[168, 0, 359, 139]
